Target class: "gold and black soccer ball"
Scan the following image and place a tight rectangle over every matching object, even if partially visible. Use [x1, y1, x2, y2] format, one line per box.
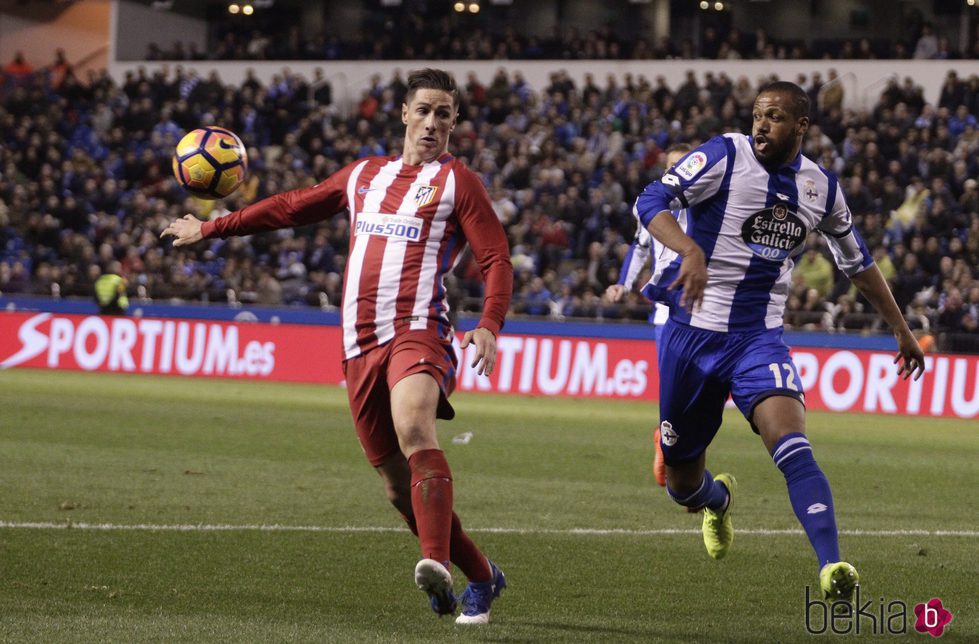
[172, 126, 248, 199]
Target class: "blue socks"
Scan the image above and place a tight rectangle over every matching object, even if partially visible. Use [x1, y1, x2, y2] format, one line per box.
[771, 432, 840, 567]
[667, 469, 729, 512]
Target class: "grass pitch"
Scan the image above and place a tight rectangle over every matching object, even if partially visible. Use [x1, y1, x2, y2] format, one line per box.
[0, 369, 976, 642]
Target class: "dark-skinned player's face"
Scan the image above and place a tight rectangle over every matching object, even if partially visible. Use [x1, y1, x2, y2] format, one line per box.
[751, 91, 809, 168]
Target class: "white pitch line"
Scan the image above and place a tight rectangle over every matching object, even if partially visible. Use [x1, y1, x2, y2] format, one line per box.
[0, 521, 975, 537]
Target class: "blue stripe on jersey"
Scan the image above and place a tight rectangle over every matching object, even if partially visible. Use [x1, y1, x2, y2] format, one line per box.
[727, 157, 800, 329]
[434, 228, 463, 337]
[672, 137, 738, 325]
[853, 228, 874, 270]
[821, 168, 838, 217]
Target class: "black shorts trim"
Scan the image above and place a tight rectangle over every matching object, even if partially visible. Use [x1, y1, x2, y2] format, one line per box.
[746, 389, 806, 434]
[662, 445, 707, 468]
[436, 391, 455, 421]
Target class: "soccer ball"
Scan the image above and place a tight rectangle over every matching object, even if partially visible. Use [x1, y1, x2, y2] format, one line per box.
[172, 126, 248, 199]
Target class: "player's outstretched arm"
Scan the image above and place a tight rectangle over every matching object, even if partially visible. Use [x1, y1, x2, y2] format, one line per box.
[849, 264, 925, 380]
[160, 214, 204, 247]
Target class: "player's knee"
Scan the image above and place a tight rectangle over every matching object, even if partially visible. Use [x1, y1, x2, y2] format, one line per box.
[395, 420, 439, 454]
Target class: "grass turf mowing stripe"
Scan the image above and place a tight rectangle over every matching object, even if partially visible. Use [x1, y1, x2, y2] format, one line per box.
[1, 520, 976, 537]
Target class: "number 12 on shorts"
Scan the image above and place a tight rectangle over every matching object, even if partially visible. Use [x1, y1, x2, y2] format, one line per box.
[768, 362, 799, 391]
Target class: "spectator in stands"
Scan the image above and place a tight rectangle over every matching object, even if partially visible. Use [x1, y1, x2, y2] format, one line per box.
[937, 287, 967, 332]
[93, 261, 129, 315]
[795, 245, 835, 298]
[913, 23, 939, 60]
[309, 67, 333, 107]
[818, 69, 844, 114]
[2, 51, 33, 85]
[47, 48, 71, 89]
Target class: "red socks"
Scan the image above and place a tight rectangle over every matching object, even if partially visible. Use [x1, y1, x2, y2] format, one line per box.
[408, 449, 454, 564]
[449, 512, 492, 583]
[407, 449, 492, 583]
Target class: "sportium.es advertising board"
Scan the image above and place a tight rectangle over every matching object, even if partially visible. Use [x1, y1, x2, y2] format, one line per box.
[1, 311, 976, 419]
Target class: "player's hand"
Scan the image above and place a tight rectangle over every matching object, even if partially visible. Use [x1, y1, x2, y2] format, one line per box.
[894, 330, 925, 381]
[669, 245, 707, 312]
[605, 284, 627, 303]
[160, 214, 204, 247]
[461, 327, 497, 377]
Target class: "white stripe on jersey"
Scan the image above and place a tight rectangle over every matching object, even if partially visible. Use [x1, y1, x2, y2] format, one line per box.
[765, 260, 794, 328]
[410, 168, 455, 331]
[342, 158, 402, 358]
[372, 161, 442, 345]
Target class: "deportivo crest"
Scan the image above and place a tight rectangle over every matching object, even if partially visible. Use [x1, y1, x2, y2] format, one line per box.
[413, 185, 439, 207]
[804, 179, 818, 202]
[660, 421, 678, 446]
[675, 152, 708, 180]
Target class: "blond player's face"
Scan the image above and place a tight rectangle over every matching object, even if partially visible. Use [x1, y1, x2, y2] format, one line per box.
[665, 151, 686, 170]
[402, 89, 457, 165]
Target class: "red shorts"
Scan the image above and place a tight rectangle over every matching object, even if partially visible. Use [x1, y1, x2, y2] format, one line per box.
[342, 331, 457, 467]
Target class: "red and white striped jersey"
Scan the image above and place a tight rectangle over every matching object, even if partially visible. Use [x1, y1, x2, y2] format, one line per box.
[201, 154, 512, 360]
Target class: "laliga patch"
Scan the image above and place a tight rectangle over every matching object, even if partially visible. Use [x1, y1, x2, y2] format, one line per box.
[660, 421, 678, 446]
[674, 151, 707, 180]
[413, 185, 439, 208]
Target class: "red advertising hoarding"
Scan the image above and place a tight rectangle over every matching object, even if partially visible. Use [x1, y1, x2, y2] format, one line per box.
[1, 311, 976, 419]
[0, 311, 343, 383]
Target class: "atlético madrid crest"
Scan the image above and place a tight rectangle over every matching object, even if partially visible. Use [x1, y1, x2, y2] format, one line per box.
[414, 185, 438, 207]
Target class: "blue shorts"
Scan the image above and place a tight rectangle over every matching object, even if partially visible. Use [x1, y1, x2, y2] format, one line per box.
[657, 319, 805, 465]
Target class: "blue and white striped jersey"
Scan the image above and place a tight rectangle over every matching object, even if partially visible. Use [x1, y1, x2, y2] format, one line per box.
[618, 207, 688, 325]
[635, 133, 873, 333]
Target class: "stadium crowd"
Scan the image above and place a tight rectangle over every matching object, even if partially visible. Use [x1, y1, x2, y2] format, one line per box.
[1, 50, 978, 352]
[140, 12, 979, 63]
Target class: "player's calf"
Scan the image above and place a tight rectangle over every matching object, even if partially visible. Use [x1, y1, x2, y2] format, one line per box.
[770, 432, 841, 567]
